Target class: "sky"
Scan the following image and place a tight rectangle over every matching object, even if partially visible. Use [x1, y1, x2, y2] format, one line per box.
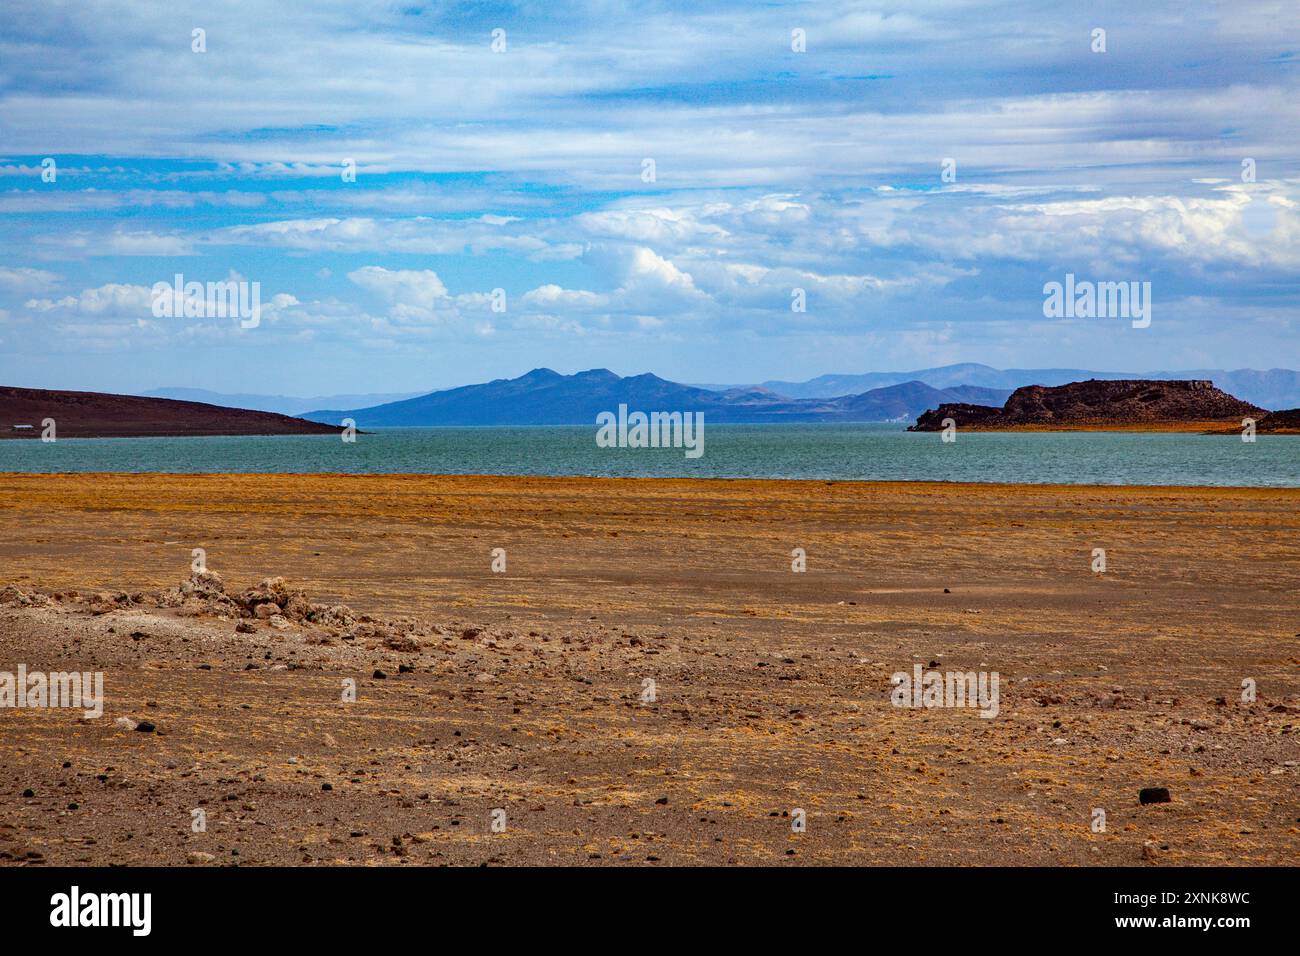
[0, 0, 1297, 396]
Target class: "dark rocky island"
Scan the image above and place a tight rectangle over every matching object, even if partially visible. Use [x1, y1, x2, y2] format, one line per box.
[1208, 407, 1300, 435]
[909, 379, 1267, 432]
[0, 386, 348, 439]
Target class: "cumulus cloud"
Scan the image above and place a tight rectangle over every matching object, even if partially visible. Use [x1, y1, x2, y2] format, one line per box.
[347, 266, 448, 306]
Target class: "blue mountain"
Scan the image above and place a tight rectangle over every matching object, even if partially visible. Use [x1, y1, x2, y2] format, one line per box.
[302, 369, 1012, 426]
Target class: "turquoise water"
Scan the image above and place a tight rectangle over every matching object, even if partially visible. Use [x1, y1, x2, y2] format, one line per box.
[0, 424, 1295, 486]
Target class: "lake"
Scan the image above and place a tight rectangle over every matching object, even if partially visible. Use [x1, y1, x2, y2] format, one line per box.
[1, 424, 1295, 486]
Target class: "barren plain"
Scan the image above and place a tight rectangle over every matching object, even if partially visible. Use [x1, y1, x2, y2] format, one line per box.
[0, 474, 1296, 865]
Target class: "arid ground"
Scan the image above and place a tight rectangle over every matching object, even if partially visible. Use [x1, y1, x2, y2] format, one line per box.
[0, 474, 1296, 866]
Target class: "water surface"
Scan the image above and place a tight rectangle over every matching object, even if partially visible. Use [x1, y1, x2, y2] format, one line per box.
[1, 424, 1295, 486]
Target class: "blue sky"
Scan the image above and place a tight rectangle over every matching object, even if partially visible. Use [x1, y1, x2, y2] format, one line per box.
[0, 0, 1297, 395]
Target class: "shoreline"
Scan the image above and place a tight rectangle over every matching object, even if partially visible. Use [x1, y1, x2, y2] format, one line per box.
[2, 471, 1299, 493]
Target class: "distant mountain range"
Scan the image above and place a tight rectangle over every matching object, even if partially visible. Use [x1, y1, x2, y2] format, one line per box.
[695, 364, 1300, 410]
[141, 387, 423, 417]
[136, 363, 1299, 430]
[301, 368, 1013, 426]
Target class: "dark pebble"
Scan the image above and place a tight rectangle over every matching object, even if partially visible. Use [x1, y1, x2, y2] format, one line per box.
[1139, 787, 1172, 805]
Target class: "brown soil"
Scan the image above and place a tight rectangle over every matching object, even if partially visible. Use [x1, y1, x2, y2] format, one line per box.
[0, 474, 1296, 866]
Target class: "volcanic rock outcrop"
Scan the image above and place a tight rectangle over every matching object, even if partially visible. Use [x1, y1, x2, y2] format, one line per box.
[909, 379, 1266, 431]
[1, 386, 346, 439]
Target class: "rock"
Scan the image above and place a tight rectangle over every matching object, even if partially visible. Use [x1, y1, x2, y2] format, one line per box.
[383, 634, 420, 652]
[0, 585, 28, 606]
[1247, 408, 1300, 435]
[186, 851, 215, 864]
[282, 592, 312, 620]
[372, 670, 387, 679]
[135, 721, 157, 733]
[189, 570, 225, 596]
[1139, 787, 1172, 805]
[911, 379, 1265, 432]
[235, 621, 257, 634]
[114, 717, 138, 731]
[254, 603, 279, 620]
[267, 615, 291, 630]
[236, 576, 292, 615]
[308, 604, 356, 628]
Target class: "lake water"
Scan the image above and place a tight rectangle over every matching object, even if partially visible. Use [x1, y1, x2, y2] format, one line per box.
[1, 424, 1295, 486]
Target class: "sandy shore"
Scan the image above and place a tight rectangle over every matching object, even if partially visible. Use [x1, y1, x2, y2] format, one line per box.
[0, 473, 1297, 865]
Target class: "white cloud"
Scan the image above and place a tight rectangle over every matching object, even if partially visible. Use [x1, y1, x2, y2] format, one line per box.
[0, 266, 60, 293]
[347, 266, 448, 306]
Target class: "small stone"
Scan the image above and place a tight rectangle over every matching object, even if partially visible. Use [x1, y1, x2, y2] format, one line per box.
[186, 851, 215, 864]
[1139, 787, 1172, 805]
[372, 670, 387, 680]
[22, 789, 34, 798]
[135, 721, 157, 733]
